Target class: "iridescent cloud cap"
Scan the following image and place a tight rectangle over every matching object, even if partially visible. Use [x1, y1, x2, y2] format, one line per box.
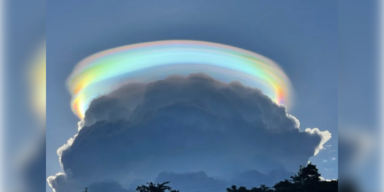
[67, 40, 293, 119]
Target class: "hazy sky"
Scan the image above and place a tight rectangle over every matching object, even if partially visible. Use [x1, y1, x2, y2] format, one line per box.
[5, 0, 45, 191]
[47, 1, 338, 191]
[339, 0, 380, 190]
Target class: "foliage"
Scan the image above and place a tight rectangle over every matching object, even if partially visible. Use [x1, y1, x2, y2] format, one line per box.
[136, 181, 179, 192]
[226, 184, 274, 192]
[227, 163, 338, 192]
[132, 163, 338, 192]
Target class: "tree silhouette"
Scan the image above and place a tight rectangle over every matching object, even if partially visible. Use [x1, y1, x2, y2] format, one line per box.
[226, 185, 249, 192]
[226, 163, 337, 192]
[273, 179, 296, 192]
[273, 162, 338, 192]
[136, 181, 179, 192]
[290, 162, 321, 192]
[136, 163, 339, 192]
[226, 184, 273, 192]
[249, 184, 274, 192]
[291, 163, 321, 182]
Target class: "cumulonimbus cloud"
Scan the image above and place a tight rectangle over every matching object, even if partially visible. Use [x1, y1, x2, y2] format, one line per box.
[48, 73, 331, 192]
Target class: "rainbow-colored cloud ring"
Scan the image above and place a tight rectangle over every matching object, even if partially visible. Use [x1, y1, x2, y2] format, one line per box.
[67, 40, 292, 119]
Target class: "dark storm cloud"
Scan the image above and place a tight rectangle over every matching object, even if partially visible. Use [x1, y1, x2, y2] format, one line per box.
[48, 74, 331, 192]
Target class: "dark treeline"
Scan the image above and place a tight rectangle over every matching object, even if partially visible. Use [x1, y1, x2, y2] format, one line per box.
[132, 163, 338, 192]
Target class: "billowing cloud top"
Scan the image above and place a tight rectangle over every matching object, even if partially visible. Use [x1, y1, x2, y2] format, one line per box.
[48, 74, 330, 192]
[67, 40, 292, 119]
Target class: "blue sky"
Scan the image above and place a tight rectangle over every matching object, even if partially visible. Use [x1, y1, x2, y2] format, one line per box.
[46, 0, 338, 184]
